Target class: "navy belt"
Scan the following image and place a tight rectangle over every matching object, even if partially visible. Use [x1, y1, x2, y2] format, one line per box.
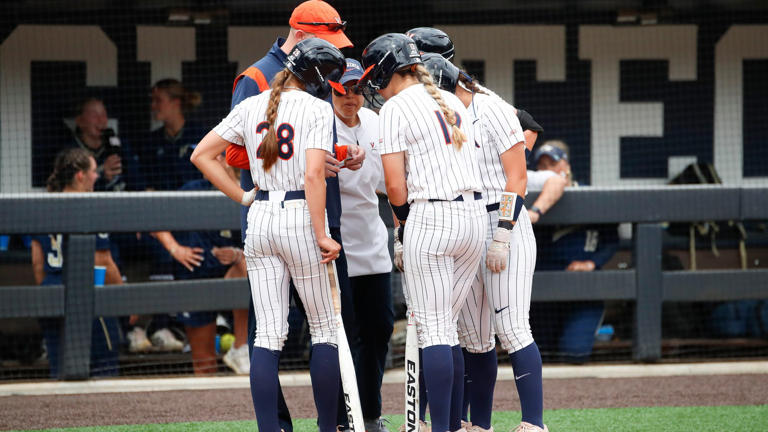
[255, 190, 306, 201]
[428, 191, 482, 203]
[486, 203, 500, 212]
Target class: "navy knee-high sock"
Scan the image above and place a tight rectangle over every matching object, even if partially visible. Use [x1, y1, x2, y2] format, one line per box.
[419, 348, 428, 422]
[423, 345, 453, 432]
[250, 347, 281, 432]
[461, 349, 471, 422]
[464, 350, 498, 429]
[310, 344, 341, 432]
[449, 345, 465, 432]
[509, 342, 543, 428]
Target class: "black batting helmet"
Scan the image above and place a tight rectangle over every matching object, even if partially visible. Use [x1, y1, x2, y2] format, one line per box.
[284, 38, 346, 100]
[360, 33, 422, 92]
[421, 53, 460, 93]
[406, 27, 455, 60]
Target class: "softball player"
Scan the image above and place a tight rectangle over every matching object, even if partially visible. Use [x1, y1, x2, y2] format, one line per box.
[423, 54, 548, 432]
[360, 33, 487, 432]
[190, 38, 346, 432]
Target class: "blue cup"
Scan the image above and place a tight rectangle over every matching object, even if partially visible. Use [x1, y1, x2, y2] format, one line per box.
[94, 266, 107, 287]
[0, 235, 9, 251]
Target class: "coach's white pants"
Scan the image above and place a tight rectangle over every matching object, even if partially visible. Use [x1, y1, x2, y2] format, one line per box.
[243, 200, 336, 352]
[403, 199, 486, 348]
[457, 207, 536, 354]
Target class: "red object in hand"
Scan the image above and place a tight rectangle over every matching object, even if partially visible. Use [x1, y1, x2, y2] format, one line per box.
[226, 144, 250, 170]
[334, 144, 348, 162]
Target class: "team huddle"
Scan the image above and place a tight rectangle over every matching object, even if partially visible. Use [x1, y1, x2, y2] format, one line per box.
[189, 1, 547, 432]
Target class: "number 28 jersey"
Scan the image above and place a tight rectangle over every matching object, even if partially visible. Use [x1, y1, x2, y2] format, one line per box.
[213, 89, 335, 192]
[378, 84, 481, 202]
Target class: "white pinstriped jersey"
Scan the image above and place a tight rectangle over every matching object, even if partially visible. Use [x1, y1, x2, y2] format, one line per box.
[378, 84, 481, 201]
[468, 92, 526, 206]
[213, 89, 334, 191]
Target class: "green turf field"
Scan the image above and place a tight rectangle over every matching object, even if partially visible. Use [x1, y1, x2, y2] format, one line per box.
[15, 405, 768, 432]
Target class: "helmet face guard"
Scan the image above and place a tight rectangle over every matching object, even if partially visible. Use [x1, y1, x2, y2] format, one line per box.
[359, 33, 423, 103]
[285, 38, 346, 100]
[421, 53, 460, 93]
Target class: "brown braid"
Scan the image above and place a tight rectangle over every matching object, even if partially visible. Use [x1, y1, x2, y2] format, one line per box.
[413, 64, 466, 150]
[261, 69, 291, 171]
[459, 75, 489, 95]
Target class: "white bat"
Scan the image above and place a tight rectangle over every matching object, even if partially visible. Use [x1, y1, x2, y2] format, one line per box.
[404, 310, 420, 432]
[327, 261, 365, 432]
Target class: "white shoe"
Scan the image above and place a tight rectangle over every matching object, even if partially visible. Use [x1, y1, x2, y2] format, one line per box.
[127, 327, 152, 352]
[150, 328, 184, 352]
[223, 344, 250, 375]
[513, 422, 548, 432]
[468, 425, 493, 432]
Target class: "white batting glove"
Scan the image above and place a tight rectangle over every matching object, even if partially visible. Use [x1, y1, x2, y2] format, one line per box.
[486, 227, 512, 273]
[240, 188, 256, 206]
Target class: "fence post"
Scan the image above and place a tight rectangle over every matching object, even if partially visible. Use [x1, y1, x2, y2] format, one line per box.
[633, 223, 663, 362]
[60, 234, 95, 380]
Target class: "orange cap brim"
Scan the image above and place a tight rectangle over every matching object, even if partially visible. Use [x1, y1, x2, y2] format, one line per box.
[328, 80, 346, 95]
[315, 30, 353, 49]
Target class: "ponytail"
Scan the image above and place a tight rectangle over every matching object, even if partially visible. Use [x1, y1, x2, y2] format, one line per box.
[413, 64, 466, 150]
[261, 69, 291, 171]
[459, 76, 488, 96]
[46, 148, 92, 192]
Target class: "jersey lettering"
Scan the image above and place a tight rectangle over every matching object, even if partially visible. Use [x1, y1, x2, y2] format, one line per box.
[434, 110, 462, 145]
[254, 121, 294, 160]
[47, 234, 63, 269]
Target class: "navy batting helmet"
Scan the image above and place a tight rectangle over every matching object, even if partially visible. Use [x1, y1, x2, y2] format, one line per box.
[360, 33, 422, 92]
[406, 27, 455, 60]
[421, 53, 460, 93]
[284, 38, 346, 100]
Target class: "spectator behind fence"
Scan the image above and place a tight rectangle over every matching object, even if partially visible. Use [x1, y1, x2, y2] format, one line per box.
[60, 97, 144, 192]
[152, 154, 251, 375]
[29, 148, 122, 378]
[527, 140, 619, 364]
[140, 79, 206, 191]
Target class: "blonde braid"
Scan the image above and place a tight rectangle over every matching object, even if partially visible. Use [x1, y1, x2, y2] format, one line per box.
[414, 65, 466, 150]
[261, 69, 291, 171]
[461, 77, 488, 96]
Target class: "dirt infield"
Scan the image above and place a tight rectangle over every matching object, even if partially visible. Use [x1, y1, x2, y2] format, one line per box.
[2, 374, 767, 431]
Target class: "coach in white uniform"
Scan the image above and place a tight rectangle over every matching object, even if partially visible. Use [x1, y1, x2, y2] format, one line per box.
[333, 59, 394, 432]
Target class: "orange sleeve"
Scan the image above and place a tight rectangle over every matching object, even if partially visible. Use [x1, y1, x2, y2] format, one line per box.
[226, 144, 250, 170]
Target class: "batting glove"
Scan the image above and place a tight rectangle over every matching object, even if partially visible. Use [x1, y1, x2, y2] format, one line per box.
[486, 227, 512, 273]
[240, 188, 256, 206]
[394, 224, 405, 272]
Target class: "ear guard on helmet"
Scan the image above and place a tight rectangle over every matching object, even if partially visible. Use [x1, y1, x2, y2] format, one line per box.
[359, 33, 422, 96]
[285, 38, 346, 100]
[421, 53, 460, 93]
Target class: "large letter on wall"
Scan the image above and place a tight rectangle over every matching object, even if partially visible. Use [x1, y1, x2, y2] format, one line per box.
[136, 26, 196, 85]
[228, 27, 284, 77]
[714, 25, 768, 185]
[437, 25, 566, 105]
[0, 25, 117, 192]
[580, 26, 697, 186]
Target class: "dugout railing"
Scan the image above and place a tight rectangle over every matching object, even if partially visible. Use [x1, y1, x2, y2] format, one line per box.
[1, 185, 767, 379]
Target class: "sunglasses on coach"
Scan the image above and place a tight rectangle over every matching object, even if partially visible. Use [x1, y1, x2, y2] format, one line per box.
[297, 21, 347, 32]
[332, 84, 365, 97]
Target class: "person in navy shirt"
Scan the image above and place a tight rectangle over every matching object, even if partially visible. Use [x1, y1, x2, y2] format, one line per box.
[30, 148, 123, 378]
[527, 141, 619, 364]
[140, 79, 207, 191]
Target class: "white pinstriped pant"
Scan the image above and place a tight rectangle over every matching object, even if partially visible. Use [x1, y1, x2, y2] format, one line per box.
[243, 200, 337, 351]
[403, 199, 487, 348]
[457, 207, 536, 354]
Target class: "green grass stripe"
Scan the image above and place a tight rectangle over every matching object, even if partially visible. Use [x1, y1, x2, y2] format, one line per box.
[13, 405, 768, 432]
